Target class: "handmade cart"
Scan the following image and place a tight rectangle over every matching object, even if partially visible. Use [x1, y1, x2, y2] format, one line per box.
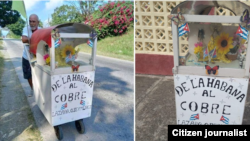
[170, 1, 250, 125]
[27, 23, 97, 140]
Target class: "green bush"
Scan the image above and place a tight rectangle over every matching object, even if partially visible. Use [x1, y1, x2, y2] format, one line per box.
[85, 1, 134, 39]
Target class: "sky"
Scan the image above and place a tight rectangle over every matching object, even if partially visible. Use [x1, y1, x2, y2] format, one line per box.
[1, 0, 131, 36]
[24, 0, 69, 27]
[23, 0, 111, 27]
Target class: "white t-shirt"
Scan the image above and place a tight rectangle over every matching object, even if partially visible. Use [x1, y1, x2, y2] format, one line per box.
[22, 26, 41, 60]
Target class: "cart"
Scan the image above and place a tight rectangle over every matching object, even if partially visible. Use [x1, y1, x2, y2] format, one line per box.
[171, 1, 250, 125]
[27, 23, 97, 140]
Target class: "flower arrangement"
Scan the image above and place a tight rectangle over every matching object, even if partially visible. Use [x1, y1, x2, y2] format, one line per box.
[55, 45, 79, 67]
[215, 32, 233, 55]
[194, 42, 203, 60]
[61, 45, 75, 58]
[43, 54, 50, 65]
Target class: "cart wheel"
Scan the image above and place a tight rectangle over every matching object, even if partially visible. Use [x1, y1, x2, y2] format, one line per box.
[75, 119, 85, 134]
[54, 126, 63, 140]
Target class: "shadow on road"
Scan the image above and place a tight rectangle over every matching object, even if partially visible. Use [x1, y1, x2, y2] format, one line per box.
[5, 56, 134, 141]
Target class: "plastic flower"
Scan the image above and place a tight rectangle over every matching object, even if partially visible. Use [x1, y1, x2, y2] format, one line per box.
[194, 42, 203, 54]
[61, 45, 75, 58]
[46, 56, 50, 64]
[43, 54, 49, 60]
[215, 32, 233, 55]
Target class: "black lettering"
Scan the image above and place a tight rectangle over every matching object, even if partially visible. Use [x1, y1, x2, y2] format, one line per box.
[231, 89, 241, 97]
[68, 93, 73, 101]
[75, 92, 80, 100]
[201, 102, 209, 113]
[52, 84, 57, 92]
[189, 101, 198, 112]
[211, 104, 219, 114]
[69, 83, 74, 88]
[209, 90, 215, 97]
[199, 78, 205, 88]
[237, 94, 245, 103]
[74, 83, 77, 88]
[61, 94, 67, 102]
[56, 80, 61, 88]
[67, 75, 71, 82]
[202, 90, 208, 97]
[181, 101, 186, 110]
[87, 79, 91, 84]
[207, 78, 215, 87]
[225, 85, 233, 94]
[55, 95, 59, 103]
[77, 75, 81, 81]
[214, 80, 220, 89]
[81, 75, 84, 82]
[72, 74, 77, 81]
[181, 82, 190, 92]
[220, 82, 228, 91]
[83, 77, 87, 83]
[175, 86, 183, 96]
[190, 79, 198, 89]
[222, 105, 231, 115]
[62, 77, 67, 84]
[89, 81, 94, 88]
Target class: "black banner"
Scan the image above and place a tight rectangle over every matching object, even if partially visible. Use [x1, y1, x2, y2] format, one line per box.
[168, 125, 250, 140]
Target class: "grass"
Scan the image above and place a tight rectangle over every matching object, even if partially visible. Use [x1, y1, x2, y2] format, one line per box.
[0, 40, 42, 141]
[78, 27, 134, 61]
[7, 31, 21, 39]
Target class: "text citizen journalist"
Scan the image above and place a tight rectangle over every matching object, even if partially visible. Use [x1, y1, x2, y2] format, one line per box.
[172, 129, 247, 138]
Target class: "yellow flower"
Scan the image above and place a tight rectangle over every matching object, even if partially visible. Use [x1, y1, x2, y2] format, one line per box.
[215, 33, 233, 55]
[194, 46, 202, 54]
[46, 56, 50, 64]
[61, 45, 75, 58]
[241, 39, 246, 45]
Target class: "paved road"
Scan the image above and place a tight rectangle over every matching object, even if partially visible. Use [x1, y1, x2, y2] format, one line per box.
[3, 39, 134, 141]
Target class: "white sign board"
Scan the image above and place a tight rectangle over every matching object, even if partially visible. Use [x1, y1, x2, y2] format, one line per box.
[51, 71, 95, 126]
[174, 74, 248, 125]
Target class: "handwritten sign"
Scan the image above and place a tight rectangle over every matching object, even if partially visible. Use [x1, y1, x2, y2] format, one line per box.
[174, 74, 248, 125]
[51, 71, 95, 126]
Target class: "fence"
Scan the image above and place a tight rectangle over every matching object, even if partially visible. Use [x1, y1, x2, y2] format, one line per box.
[135, 1, 250, 56]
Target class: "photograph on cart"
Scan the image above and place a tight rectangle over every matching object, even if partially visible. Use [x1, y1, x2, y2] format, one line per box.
[170, 1, 250, 125]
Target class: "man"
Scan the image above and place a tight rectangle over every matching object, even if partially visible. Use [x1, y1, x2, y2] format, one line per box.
[22, 14, 41, 97]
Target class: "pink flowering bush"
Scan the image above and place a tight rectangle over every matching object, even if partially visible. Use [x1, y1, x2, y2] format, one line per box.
[85, 1, 134, 39]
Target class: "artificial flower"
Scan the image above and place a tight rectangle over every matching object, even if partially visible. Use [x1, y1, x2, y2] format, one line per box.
[46, 56, 50, 64]
[61, 45, 75, 58]
[43, 54, 49, 60]
[215, 32, 233, 55]
[194, 42, 203, 54]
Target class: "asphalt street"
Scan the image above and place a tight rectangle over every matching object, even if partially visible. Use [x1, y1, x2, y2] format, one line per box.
[3, 39, 134, 141]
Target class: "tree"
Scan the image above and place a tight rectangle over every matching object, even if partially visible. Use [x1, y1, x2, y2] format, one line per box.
[68, 0, 103, 21]
[6, 17, 25, 36]
[50, 5, 82, 26]
[39, 19, 43, 28]
[0, 1, 20, 27]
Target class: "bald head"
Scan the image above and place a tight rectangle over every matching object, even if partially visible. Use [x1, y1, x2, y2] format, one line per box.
[29, 14, 39, 30]
[29, 14, 39, 21]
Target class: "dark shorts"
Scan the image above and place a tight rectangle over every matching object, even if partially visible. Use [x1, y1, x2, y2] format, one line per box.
[22, 57, 31, 79]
